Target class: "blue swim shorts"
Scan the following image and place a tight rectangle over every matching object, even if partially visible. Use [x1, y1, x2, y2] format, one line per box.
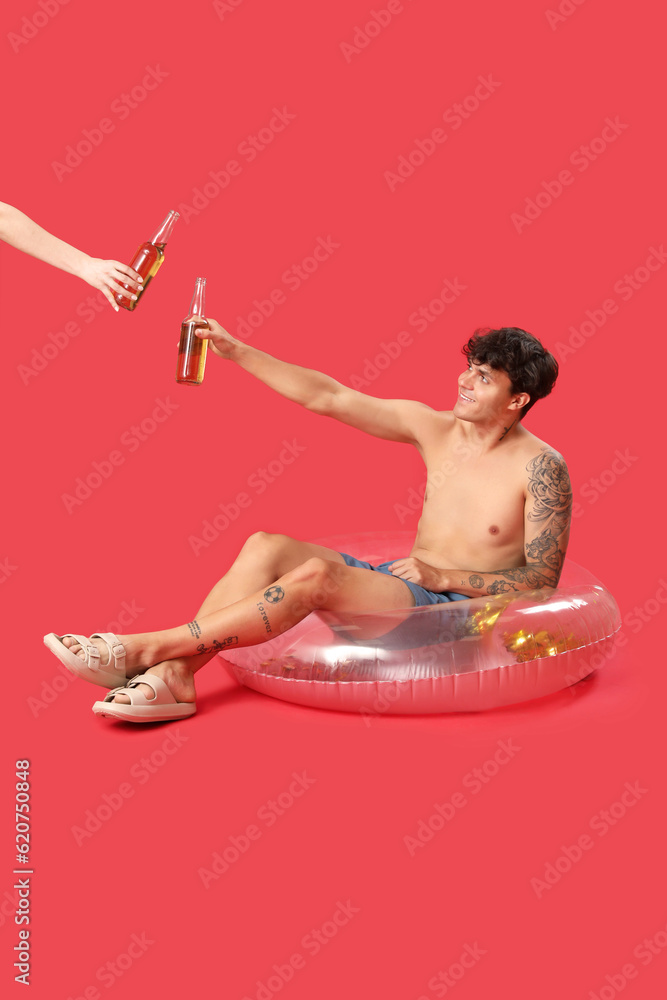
[338, 552, 469, 607]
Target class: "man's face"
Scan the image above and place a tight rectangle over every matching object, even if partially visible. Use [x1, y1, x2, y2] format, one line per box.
[453, 360, 518, 423]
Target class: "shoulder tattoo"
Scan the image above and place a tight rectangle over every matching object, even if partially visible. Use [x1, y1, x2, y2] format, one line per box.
[526, 448, 573, 524]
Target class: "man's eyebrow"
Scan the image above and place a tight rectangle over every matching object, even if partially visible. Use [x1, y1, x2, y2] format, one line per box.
[475, 364, 494, 378]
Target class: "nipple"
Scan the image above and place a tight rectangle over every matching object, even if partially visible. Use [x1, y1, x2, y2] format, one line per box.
[489, 525, 499, 535]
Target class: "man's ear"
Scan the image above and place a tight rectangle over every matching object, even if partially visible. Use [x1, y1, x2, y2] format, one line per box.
[510, 392, 530, 411]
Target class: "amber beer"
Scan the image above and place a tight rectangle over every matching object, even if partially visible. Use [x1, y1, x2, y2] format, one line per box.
[176, 277, 208, 385]
[114, 210, 179, 311]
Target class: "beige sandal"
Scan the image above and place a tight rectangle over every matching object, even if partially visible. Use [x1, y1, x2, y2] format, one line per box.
[43, 632, 128, 689]
[92, 675, 196, 723]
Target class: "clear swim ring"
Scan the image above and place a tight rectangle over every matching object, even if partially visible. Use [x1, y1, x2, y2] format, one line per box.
[220, 531, 621, 714]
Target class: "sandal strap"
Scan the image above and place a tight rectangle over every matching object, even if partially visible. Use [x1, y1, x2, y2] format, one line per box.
[103, 684, 129, 702]
[101, 682, 145, 706]
[102, 675, 173, 706]
[61, 633, 100, 670]
[90, 633, 125, 673]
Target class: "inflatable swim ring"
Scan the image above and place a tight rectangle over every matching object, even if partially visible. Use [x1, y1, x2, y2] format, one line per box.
[220, 531, 621, 714]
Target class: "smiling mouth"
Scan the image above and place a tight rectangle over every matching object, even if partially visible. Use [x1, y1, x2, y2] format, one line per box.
[458, 390, 474, 402]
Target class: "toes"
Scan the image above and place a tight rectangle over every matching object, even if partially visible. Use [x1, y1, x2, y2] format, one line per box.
[62, 635, 110, 665]
[111, 684, 153, 704]
[61, 637, 85, 660]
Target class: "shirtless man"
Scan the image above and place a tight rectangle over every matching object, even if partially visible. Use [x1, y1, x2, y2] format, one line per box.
[44, 323, 573, 722]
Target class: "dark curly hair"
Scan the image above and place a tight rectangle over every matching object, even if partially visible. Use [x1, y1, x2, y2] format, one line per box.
[462, 327, 558, 419]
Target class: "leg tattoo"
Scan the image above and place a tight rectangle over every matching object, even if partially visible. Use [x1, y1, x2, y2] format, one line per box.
[196, 636, 239, 654]
[256, 602, 273, 634]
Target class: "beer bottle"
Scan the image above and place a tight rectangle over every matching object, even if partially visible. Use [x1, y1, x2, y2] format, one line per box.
[176, 277, 208, 385]
[114, 210, 180, 311]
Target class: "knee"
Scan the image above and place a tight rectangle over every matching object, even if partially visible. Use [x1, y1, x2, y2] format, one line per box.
[289, 558, 341, 602]
[242, 531, 286, 556]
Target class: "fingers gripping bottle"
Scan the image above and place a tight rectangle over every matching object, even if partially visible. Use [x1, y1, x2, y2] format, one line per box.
[176, 277, 208, 385]
[114, 210, 180, 311]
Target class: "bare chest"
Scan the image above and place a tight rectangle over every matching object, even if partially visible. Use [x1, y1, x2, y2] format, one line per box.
[416, 442, 527, 555]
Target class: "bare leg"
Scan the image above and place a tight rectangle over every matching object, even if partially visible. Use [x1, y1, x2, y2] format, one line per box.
[106, 555, 413, 704]
[63, 534, 347, 661]
[60, 533, 350, 702]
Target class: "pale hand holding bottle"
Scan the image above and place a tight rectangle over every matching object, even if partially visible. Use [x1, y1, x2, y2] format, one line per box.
[114, 209, 180, 311]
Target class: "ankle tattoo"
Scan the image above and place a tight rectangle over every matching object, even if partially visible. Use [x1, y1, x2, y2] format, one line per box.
[195, 636, 239, 654]
[187, 620, 202, 639]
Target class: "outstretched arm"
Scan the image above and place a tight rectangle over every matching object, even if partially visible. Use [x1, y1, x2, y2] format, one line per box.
[390, 448, 573, 597]
[199, 318, 439, 444]
[0, 201, 142, 310]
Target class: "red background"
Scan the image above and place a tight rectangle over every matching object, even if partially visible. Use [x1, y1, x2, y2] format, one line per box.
[1, 1, 665, 997]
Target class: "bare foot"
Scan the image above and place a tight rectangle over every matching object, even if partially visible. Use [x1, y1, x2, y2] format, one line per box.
[106, 658, 197, 705]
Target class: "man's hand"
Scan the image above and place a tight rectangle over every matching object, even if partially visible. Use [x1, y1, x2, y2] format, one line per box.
[388, 557, 448, 592]
[77, 257, 143, 311]
[195, 317, 242, 360]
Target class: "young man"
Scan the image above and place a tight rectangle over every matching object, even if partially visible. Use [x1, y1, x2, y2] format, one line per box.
[44, 323, 572, 722]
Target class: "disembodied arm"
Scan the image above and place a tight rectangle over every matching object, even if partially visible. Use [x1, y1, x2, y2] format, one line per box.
[0, 201, 142, 311]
